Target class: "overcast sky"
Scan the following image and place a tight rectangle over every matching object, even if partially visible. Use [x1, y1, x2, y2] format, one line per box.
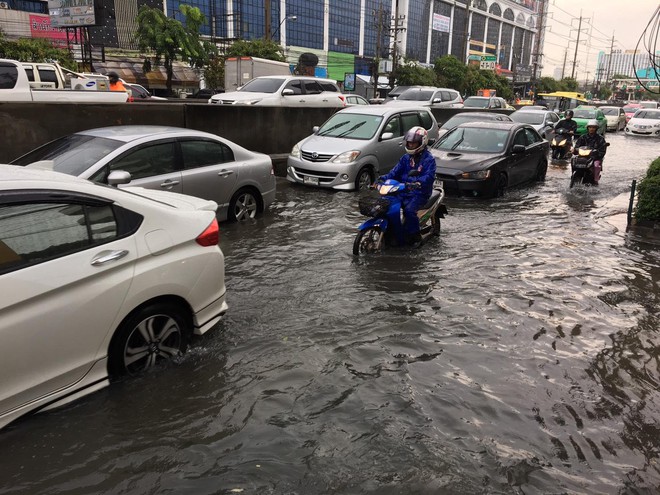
[540, 0, 658, 80]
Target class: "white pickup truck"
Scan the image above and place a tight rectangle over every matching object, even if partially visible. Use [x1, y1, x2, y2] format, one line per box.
[0, 59, 128, 103]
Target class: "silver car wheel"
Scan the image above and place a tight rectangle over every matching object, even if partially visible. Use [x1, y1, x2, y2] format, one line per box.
[123, 314, 183, 375]
[230, 190, 259, 221]
[355, 168, 373, 191]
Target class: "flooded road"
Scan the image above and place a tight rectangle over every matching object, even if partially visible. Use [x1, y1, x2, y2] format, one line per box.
[0, 133, 659, 494]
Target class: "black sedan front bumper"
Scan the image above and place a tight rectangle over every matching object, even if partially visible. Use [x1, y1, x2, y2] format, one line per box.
[435, 168, 495, 197]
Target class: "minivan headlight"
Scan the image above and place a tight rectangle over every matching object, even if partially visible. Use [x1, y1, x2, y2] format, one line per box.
[332, 150, 361, 163]
[290, 142, 302, 158]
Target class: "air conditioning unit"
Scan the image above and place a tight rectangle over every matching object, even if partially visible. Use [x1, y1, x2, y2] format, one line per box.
[0, 2, 10, 9]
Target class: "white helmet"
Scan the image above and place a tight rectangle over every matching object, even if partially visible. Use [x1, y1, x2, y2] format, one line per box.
[404, 126, 429, 155]
[586, 119, 599, 128]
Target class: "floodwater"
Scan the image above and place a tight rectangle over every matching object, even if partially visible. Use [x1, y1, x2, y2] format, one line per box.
[0, 133, 658, 494]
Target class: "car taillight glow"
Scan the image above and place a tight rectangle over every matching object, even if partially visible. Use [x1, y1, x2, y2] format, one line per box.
[196, 219, 219, 246]
[338, 95, 346, 106]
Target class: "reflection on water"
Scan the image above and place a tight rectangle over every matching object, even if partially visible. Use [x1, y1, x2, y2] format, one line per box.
[0, 134, 658, 494]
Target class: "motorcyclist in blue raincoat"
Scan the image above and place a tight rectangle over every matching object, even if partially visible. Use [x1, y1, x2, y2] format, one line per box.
[379, 126, 436, 246]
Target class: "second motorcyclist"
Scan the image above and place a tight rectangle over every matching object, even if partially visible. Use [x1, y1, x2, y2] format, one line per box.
[573, 119, 607, 185]
[378, 126, 436, 247]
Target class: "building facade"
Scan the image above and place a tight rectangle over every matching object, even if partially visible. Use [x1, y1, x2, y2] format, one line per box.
[1, 0, 543, 85]
[596, 50, 656, 81]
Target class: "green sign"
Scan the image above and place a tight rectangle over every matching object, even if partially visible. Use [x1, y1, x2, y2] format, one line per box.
[481, 55, 496, 62]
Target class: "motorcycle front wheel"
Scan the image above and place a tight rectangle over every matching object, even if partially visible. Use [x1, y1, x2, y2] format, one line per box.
[353, 226, 384, 255]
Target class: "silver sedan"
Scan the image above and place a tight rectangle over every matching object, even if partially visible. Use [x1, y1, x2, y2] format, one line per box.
[11, 126, 276, 222]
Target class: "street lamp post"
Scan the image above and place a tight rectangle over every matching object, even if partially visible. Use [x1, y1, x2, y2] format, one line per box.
[272, 15, 297, 41]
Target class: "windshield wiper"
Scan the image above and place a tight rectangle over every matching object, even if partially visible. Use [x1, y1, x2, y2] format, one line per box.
[319, 120, 350, 136]
[336, 121, 366, 138]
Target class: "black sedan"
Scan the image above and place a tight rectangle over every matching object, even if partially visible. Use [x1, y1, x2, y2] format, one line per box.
[430, 122, 549, 198]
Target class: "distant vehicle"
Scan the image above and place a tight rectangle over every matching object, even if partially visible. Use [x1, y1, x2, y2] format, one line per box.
[345, 94, 370, 106]
[517, 105, 549, 111]
[431, 122, 549, 198]
[599, 106, 627, 131]
[437, 111, 512, 137]
[191, 88, 224, 99]
[463, 96, 513, 110]
[639, 101, 659, 109]
[224, 56, 292, 92]
[287, 105, 439, 191]
[0, 164, 228, 430]
[384, 85, 419, 102]
[622, 104, 643, 122]
[0, 58, 128, 103]
[509, 109, 560, 138]
[625, 109, 660, 137]
[125, 83, 167, 101]
[11, 126, 276, 222]
[536, 91, 589, 114]
[208, 75, 345, 107]
[385, 86, 463, 108]
[572, 107, 607, 135]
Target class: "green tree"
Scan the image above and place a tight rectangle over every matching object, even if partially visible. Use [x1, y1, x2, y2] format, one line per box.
[203, 56, 224, 90]
[393, 59, 437, 86]
[536, 76, 558, 94]
[558, 77, 578, 91]
[135, 5, 213, 94]
[433, 55, 467, 93]
[225, 39, 285, 61]
[0, 32, 76, 69]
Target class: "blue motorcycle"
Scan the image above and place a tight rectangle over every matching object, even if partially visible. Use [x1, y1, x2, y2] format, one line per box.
[353, 179, 447, 255]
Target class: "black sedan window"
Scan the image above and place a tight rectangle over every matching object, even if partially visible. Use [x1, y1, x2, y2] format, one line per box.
[524, 128, 542, 144]
[435, 128, 509, 153]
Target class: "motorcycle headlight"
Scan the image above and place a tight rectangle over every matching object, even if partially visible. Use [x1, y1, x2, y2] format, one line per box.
[332, 150, 361, 163]
[559, 139, 566, 146]
[461, 169, 491, 179]
[290, 142, 302, 158]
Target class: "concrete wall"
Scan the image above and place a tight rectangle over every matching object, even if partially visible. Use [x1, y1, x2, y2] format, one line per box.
[1, 102, 512, 173]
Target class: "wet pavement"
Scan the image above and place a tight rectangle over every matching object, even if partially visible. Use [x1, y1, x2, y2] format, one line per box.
[0, 132, 658, 494]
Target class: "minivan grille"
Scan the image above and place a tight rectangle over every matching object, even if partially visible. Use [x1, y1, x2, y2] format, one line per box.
[301, 150, 333, 162]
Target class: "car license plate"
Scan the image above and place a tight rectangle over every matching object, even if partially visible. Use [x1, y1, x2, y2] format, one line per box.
[304, 176, 319, 186]
[434, 178, 444, 189]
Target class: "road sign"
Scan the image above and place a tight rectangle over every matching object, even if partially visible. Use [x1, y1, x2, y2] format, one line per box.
[480, 55, 496, 71]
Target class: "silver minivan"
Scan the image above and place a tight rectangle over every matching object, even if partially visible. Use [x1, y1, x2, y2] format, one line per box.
[385, 86, 463, 108]
[287, 106, 439, 191]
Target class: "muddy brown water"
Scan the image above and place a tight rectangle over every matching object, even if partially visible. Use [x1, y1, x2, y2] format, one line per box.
[0, 133, 658, 494]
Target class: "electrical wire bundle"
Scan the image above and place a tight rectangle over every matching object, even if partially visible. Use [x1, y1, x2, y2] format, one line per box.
[633, 4, 660, 94]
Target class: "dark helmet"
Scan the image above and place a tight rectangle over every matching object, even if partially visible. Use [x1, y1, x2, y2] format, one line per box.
[565, 110, 574, 118]
[107, 71, 119, 81]
[404, 126, 429, 155]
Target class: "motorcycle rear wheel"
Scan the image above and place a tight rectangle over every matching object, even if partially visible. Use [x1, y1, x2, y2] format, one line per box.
[353, 227, 384, 255]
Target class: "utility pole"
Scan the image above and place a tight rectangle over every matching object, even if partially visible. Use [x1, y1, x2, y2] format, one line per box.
[264, 0, 271, 40]
[605, 35, 615, 85]
[561, 48, 567, 79]
[570, 13, 582, 80]
[463, 0, 472, 64]
[373, 4, 386, 99]
[388, 1, 406, 90]
[530, 0, 547, 98]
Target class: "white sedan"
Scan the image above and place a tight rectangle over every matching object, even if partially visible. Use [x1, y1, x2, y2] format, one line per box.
[0, 165, 228, 430]
[625, 109, 660, 137]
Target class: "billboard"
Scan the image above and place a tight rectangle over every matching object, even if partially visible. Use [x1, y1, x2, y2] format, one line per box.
[48, 0, 96, 28]
[29, 14, 69, 48]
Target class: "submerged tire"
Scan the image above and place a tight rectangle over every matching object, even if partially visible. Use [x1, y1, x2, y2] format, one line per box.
[353, 226, 384, 255]
[491, 173, 507, 198]
[108, 302, 190, 378]
[536, 157, 548, 181]
[228, 188, 261, 222]
[355, 167, 374, 191]
[432, 209, 442, 237]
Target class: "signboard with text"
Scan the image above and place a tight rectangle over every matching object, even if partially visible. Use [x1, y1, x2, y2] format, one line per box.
[29, 14, 68, 48]
[48, 0, 97, 28]
[344, 73, 356, 91]
[479, 55, 496, 71]
[432, 14, 450, 33]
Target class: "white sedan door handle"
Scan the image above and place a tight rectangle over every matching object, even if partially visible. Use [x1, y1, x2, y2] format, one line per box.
[91, 250, 129, 266]
[217, 170, 234, 177]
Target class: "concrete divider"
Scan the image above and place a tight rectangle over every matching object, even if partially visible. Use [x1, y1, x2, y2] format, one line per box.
[0, 102, 512, 172]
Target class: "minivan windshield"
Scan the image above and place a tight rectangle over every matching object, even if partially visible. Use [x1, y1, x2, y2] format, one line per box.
[239, 77, 286, 93]
[463, 97, 489, 108]
[11, 135, 123, 176]
[600, 108, 619, 115]
[317, 113, 383, 140]
[510, 112, 544, 124]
